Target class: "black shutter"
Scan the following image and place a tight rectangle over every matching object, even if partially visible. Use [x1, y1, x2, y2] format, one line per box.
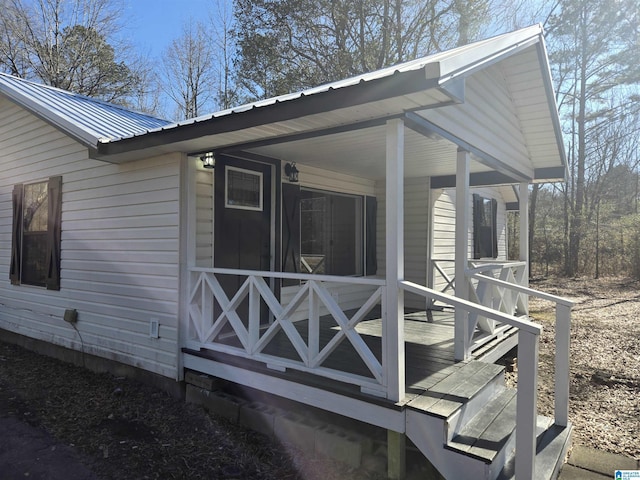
[365, 196, 377, 275]
[472, 193, 481, 259]
[282, 183, 300, 286]
[45, 176, 62, 290]
[10, 184, 23, 285]
[491, 198, 498, 259]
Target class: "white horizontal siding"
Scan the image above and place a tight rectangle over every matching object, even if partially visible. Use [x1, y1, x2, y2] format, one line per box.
[431, 190, 456, 294]
[403, 178, 430, 309]
[195, 168, 213, 267]
[376, 178, 510, 298]
[431, 187, 508, 293]
[375, 177, 430, 310]
[298, 163, 376, 196]
[424, 66, 532, 176]
[0, 97, 182, 379]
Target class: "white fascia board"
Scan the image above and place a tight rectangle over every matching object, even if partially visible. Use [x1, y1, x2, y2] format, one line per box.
[535, 38, 569, 171]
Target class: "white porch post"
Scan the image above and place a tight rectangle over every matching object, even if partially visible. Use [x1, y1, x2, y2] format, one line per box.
[178, 154, 196, 380]
[385, 118, 405, 402]
[454, 149, 470, 361]
[519, 182, 530, 314]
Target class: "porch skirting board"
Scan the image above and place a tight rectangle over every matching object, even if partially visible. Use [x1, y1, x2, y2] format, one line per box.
[182, 351, 406, 432]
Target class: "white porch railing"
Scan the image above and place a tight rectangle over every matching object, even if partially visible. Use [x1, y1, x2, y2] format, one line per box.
[465, 273, 574, 427]
[467, 260, 528, 334]
[400, 280, 572, 480]
[430, 259, 529, 347]
[186, 267, 388, 397]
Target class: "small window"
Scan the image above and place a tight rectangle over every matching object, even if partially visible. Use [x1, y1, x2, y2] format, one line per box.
[473, 194, 498, 259]
[10, 177, 62, 289]
[225, 166, 263, 211]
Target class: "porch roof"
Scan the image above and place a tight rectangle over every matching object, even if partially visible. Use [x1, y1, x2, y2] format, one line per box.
[97, 24, 565, 184]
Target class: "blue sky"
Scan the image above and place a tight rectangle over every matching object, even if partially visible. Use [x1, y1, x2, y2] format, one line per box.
[125, 0, 218, 57]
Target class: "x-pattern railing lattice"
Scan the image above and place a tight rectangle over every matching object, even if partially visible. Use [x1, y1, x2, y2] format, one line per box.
[467, 261, 527, 335]
[188, 269, 386, 392]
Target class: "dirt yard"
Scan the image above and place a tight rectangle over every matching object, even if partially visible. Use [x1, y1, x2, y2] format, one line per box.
[527, 276, 640, 460]
[0, 276, 638, 479]
[0, 340, 386, 480]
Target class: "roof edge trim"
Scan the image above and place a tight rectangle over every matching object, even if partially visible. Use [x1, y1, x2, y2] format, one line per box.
[534, 166, 566, 182]
[438, 26, 543, 84]
[96, 69, 443, 157]
[0, 82, 100, 149]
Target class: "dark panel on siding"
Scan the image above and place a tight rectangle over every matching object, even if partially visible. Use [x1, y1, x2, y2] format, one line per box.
[46, 176, 62, 290]
[10, 184, 23, 285]
[281, 183, 301, 286]
[491, 198, 498, 259]
[473, 193, 482, 259]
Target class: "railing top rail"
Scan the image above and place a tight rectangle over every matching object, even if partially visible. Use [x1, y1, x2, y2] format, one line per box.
[400, 280, 542, 335]
[431, 258, 527, 267]
[466, 262, 527, 274]
[468, 259, 527, 265]
[190, 267, 387, 286]
[468, 272, 575, 308]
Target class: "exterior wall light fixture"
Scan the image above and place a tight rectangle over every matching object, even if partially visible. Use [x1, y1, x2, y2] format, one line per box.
[200, 152, 215, 169]
[284, 162, 299, 182]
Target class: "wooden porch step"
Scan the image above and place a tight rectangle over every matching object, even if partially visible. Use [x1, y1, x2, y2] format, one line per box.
[446, 388, 517, 462]
[446, 384, 572, 480]
[497, 422, 573, 480]
[407, 360, 505, 420]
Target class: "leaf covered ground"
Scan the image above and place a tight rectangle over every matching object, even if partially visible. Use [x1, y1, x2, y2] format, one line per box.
[0, 342, 385, 479]
[525, 276, 640, 459]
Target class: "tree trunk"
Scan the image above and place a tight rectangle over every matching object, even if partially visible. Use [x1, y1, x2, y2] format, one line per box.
[569, 8, 588, 277]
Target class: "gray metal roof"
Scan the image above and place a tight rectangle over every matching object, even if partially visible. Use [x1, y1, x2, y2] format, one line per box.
[105, 24, 545, 145]
[0, 73, 171, 148]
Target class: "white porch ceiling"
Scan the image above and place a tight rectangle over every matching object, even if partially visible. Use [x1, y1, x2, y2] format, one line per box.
[246, 124, 491, 181]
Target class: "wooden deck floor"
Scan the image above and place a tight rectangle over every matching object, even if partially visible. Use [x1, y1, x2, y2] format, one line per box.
[192, 309, 489, 401]
[356, 310, 461, 394]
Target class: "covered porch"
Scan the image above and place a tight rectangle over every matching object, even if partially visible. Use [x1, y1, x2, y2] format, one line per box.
[161, 25, 573, 480]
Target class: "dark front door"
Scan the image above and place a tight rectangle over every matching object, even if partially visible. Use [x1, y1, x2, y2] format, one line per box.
[214, 156, 272, 323]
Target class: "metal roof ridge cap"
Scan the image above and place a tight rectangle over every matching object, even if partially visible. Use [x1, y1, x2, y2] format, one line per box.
[435, 24, 543, 83]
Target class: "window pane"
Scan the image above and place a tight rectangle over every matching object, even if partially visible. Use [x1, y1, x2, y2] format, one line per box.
[226, 167, 262, 210]
[21, 232, 47, 286]
[23, 182, 48, 232]
[22, 182, 49, 286]
[473, 194, 497, 259]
